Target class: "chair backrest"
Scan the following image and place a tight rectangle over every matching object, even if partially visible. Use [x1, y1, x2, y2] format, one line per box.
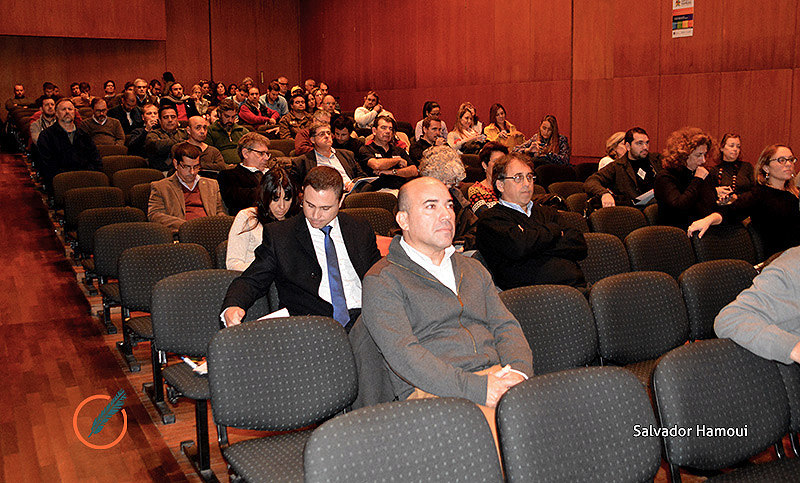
[578, 232, 630, 286]
[339, 207, 396, 236]
[643, 203, 658, 225]
[678, 259, 757, 340]
[776, 363, 800, 435]
[691, 223, 756, 264]
[574, 162, 599, 182]
[532, 184, 547, 195]
[128, 182, 152, 214]
[270, 138, 295, 156]
[305, 397, 503, 483]
[93, 222, 174, 278]
[342, 191, 398, 213]
[208, 316, 358, 431]
[96, 144, 128, 157]
[64, 186, 125, 230]
[534, 164, 577, 187]
[76, 206, 146, 256]
[177, 215, 235, 267]
[746, 220, 767, 263]
[557, 210, 589, 233]
[547, 181, 584, 199]
[588, 206, 647, 241]
[461, 153, 483, 183]
[497, 367, 661, 483]
[118, 242, 212, 312]
[653, 339, 789, 471]
[565, 193, 588, 214]
[500, 285, 597, 374]
[112, 168, 164, 204]
[267, 149, 284, 160]
[101, 155, 147, 181]
[52, 170, 109, 209]
[590, 271, 689, 364]
[215, 240, 228, 270]
[625, 226, 696, 279]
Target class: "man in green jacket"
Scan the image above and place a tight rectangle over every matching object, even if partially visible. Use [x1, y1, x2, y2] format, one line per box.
[206, 98, 250, 165]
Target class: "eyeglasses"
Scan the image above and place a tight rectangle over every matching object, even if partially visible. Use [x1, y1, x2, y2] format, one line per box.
[314, 130, 332, 138]
[498, 173, 536, 183]
[768, 156, 797, 165]
[178, 163, 201, 172]
[247, 147, 272, 159]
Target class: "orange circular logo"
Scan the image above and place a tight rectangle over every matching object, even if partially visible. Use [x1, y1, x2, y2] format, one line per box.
[73, 394, 128, 449]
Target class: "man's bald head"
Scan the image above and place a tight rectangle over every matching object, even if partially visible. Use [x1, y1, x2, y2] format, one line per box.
[396, 177, 455, 259]
[187, 116, 209, 143]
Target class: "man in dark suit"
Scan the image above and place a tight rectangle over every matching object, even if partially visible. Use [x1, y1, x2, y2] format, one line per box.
[217, 132, 272, 216]
[291, 121, 365, 190]
[107, 91, 143, 134]
[222, 166, 381, 332]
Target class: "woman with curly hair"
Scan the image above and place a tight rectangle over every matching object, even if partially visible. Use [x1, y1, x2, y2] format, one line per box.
[514, 114, 571, 165]
[689, 144, 800, 259]
[654, 127, 718, 228]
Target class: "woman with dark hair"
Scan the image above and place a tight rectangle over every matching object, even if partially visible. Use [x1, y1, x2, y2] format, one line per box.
[226, 167, 300, 271]
[514, 114, 570, 165]
[654, 127, 718, 228]
[306, 91, 318, 114]
[211, 82, 228, 106]
[483, 103, 525, 149]
[689, 144, 800, 258]
[414, 101, 449, 140]
[468, 142, 509, 214]
[708, 133, 755, 204]
[227, 83, 238, 97]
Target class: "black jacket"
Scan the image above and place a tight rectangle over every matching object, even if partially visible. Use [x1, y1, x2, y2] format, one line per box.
[291, 149, 365, 187]
[37, 123, 102, 188]
[584, 153, 662, 203]
[217, 164, 262, 216]
[654, 166, 719, 229]
[107, 105, 143, 134]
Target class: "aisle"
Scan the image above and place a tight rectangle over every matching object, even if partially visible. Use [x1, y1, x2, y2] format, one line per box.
[0, 154, 190, 483]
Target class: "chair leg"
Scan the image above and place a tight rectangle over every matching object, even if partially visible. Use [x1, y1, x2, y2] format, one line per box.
[101, 295, 117, 334]
[181, 399, 219, 482]
[791, 432, 799, 458]
[143, 347, 174, 424]
[83, 270, 98, 295]
[116, 309, 141, 372]
[668, 463, 682, 483]
[775, 441, 787, 459]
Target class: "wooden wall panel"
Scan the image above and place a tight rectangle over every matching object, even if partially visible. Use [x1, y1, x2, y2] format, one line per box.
[165, 0, 211, 85]
[573, 0, 614, 80]
[492, 0, 533, 84]
[571, 79, 613, 156]
[611, 76, 662, 149]
[209, 0, 259, 86]
[791, 69, 800, 151]
[0, 0, 166, 40]
[657, 73, 721, 152]
[660, 0, 723, 75]
[719, 70, 792, 163]
[530, 0, 572, 81]
[257, 0, 301, 90]
[612, 0, 661, 77]
[722, 0, 795, 72]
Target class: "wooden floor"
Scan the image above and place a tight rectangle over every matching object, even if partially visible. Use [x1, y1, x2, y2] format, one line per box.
[0, 152, 790, 482]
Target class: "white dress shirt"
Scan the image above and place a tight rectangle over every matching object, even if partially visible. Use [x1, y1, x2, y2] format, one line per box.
[306, 217, 362, 309]
[314, 148, 352, 185]
[399, 237, 457, 295]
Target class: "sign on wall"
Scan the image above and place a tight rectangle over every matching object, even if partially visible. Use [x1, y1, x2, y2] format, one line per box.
[672, 0, 694, 38]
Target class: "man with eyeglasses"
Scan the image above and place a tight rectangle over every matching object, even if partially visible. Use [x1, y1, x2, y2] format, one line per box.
[292, 121, 365, 191]
[148, 142, 226, 232]
[218, 132, 273, 216]
[207, 98, 251, 165]
[476, 153, 587, 289]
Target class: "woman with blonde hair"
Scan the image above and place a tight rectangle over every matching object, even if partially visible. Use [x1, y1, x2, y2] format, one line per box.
[447, 103, 485, 153]
[483, 103, 525, 149]
[598, 131, 626, 170]
[514, 114, 571, 165]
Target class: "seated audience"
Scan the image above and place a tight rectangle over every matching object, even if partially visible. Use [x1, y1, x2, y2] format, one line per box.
[277, 75, 290, 100]
[320, 94, 339, 117]
[358, 115, 418, 190]
[279, 93, 312, 139]
[102, 80, 116, 105]
[259, 81, 288, 117]
[211, 82, 228, 106]
[355, 91, 392, 129]
[221, 166, 381, 331]
[476, 153, 587, 289]
[654, 127, 718, 229]
[217, 132, 272, 216]
[29, 97, 57, 145]
[133, 78, 153, 107]
[189, 84, 209, 116]
[331, 116, 363, 154]
[127, 103, 159, 157]
[71, 82, 94, 108]
[108, 91, 143, 134]
[230, 86, 247, 107]
[292, 121, 365, 190]
[145, 104, 189, 172]
[161, 82, 199, 121]
[305, 91, 317, 114]
[33, 82, 56, 108]
[414, 101, 448, 141]
[714, 247, 800, 365]
[239, 86, 279, 128]
[240, 77, 254, 94]
[688, 144, 800, 259]
[709, 133, 755, 203]
[148, 79, 163, 101]
[584, 127, 661, 208]
[359, 176, 532, 438]
[293, 110, 331, 156]
[206, 99, 250, 165]
[79, 98, 125, 146]
[312, 88, 325, 111]
[148, 142, 226, 232]
[468, 142, 509, 214]
[227, 83, 238, 97]
[483, 103, 525, 149]
[304, 78, 316, 95]
[514, 114, 570, 165]
[598, 131, 627, 170]
[37, 98, 102, 191]
[6, 83, 34, 111]
[409, 115, 445, 163]
[68, 82, 80, 98]
[180, 116, 227, 171]
[447, 103, 485, 154]
[226, 167, 299, 271]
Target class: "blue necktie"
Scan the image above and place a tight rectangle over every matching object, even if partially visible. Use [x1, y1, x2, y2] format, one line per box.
[321, 225, 349, 327]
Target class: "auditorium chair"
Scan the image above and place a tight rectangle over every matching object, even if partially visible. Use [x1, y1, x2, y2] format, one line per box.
[340, 207, 396, 236]
[112, 168, 164, 205]
[557, 210, 589, 234]
[93, 222, 173, 334]
[533, 184, 547, 195]
[547, 181, 584, 199]
[745, 219, 767, 263]
[305, 398, 503, 483]
[128, 182, 152, 214]
[678, 260, 757, 341]
[117, 243, 212, 372]
[588, 206, 648, 241]
[625, 226, 696, 280]
[690, 223, 757, 264]
[589, 271, 690, 393]
[208, 316, 358, 483]
[643, 203, 659, 225]
[497, 367, 661, 483]
[565, 192, 589, 213]
[268, 149, 284, 160]
[500, 285, 597, 375]
[51, 170, 109, 212]
[534, 164, 577, 188]
[101, 155, 147, 181]
[776, 363, 800, 457]
[96, 144, 128, 157]
[573, 161, 600, 182]
[395, 120, 413, 140]
[578, 232, 630, 286]
[461, 154, 483, 183]
[177, 215, 235, 268]
[342, 191, 398, 213]
[63, 187, 125, 247]
[270, 138, 295, 156]
[653, 339, 800, 481]
[214, 240, 228, 270]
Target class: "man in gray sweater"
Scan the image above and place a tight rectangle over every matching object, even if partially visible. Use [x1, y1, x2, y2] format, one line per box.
[361, 177, 533, 414]
[715, 246, 800, 365]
